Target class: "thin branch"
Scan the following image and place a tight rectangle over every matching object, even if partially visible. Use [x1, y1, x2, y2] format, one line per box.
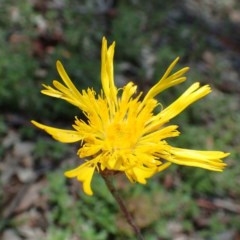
[101, 173, 144, 240]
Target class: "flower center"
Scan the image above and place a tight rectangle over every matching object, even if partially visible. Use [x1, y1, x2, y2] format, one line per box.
[106, 121, 136, 151]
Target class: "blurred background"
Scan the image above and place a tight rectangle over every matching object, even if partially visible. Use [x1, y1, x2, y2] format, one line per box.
[0, 0, 240, 239]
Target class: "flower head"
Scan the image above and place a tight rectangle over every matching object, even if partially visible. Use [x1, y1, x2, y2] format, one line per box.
[32, 37, 229, 195]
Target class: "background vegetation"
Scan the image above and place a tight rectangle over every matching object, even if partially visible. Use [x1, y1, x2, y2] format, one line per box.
[0, 0, 240, 239]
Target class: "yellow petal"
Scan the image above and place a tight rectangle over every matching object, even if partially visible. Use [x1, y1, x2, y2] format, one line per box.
[31, 120, 82, 143]
[101, 37, 110, 98]
[143, 57, 189, 101]
[167, 147, 229, 171]
[126, 166, 157, 184]
[64, 163, 95, 195]
[157, 162, 172, 172]
[41, 84, 63, 98]
[160, 83, 211, 123]
[146, 83, 211, 132]
[56, 61, 82, 100]
[101, 37, 117, 108]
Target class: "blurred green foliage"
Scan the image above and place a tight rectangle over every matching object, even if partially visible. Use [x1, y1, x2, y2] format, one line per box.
[45, 171, 117, 240]
[0, 1, 207, 119]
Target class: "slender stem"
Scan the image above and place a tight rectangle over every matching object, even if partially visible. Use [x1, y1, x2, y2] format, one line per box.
[101, 173, 144, 240]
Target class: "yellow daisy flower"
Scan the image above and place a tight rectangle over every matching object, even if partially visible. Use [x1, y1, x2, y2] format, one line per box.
[32, 37, 229, 195]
